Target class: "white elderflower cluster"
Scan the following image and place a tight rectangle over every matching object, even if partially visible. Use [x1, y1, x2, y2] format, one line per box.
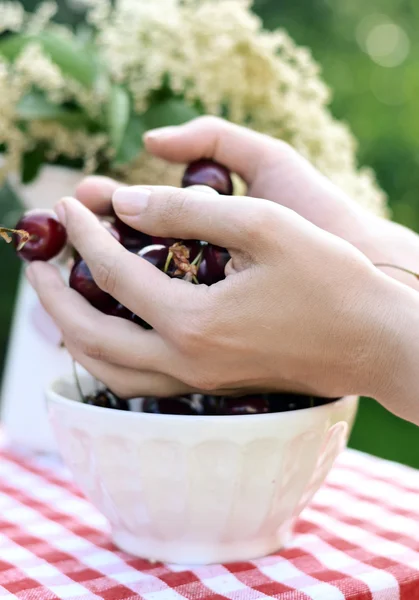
[0, 0, 387, 216]
[0, 1, 24, 34]
[13, 43, 66, 103]
[0, 59, 26, 179]
[91, 0, 387, 214]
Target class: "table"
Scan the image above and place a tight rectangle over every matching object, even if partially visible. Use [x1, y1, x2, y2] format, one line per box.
[0, 445, 418, 600]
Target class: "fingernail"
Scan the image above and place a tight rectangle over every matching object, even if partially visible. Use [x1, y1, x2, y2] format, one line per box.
[144, 126, 177, 142]
[54, 200, 67, 226]
[113, 187, 151, 216]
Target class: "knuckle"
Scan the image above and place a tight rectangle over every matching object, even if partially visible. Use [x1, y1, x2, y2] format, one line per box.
[194, 115, 226, 132]
[238, 204, 278, 245]
[173, 301, 215, 355]
[175, 320, 207, 354]
[159, 189, 189, 228]
[91, 251, 123, 295]
[71, 326, 106, 361]
[181, 368, 219, 393]
[274, 138, 294, 156]
[80, 339, 105, 362]
[107, 380, 134, 399]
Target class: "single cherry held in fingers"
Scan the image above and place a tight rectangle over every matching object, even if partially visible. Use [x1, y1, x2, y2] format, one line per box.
[182, 159, 234, 195]
[69, 259, 117, 313]
[13, 210, 67, 262]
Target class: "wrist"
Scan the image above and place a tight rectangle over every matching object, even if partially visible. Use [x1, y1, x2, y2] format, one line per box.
[349, 211, 419, 292]
[360, 272, 419, 424]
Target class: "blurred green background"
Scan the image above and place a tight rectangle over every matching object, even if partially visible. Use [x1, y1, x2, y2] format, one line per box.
[1, 0, 418, 467]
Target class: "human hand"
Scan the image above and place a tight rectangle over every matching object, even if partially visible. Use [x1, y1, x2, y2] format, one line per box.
[26, 188, 394, 403]
[76, 116, 419, 293]
[76, 116, 372, 251]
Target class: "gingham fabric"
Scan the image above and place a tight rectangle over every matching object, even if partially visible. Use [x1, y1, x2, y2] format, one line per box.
[0, 444, 418, 600]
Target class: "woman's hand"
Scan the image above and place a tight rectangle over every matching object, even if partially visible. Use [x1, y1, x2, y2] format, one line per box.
[76, 116, 371, 249]
[77, 116, 419, 293]
[27, 188, 397, 406]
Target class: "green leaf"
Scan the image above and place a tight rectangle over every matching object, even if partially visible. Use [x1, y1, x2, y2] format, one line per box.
[112, 114, 146, 167]
[21, 146, 46, 184]
[39, 32, 96, 87]
[143, 98, 200, 130]
[0, 34, 32, 61]
[106, 85, 130, 154]
[17, 92, 90, 129]
[0, 32, 96, 87]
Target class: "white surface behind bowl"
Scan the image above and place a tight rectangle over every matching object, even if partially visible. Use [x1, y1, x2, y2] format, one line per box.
[46, 374, 358, 565]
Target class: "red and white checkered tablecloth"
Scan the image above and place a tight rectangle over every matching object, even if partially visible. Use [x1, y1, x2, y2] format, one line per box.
[0, 444, 418, 600]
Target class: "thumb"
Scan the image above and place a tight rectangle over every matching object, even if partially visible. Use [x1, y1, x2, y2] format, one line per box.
[112, 185, 281, 255]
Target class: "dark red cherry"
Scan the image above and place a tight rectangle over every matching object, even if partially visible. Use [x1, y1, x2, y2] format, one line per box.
[313, 397, 340, 407]
[138, 242, 202, 279]
[108, 302, 152, 329]
[138, 244, 169, 270]
[113, 215, 152, 249]
[151, 236, 178, 247]
[84, 389, 129, 411]
[142, 396, 204, 415]
[69, 259, 116, 312]
[131, 314, 153, 329]
[151, 237, 202, 261]
[13, 210, 67, 261]
[182, 159, 233, 195]
[107, 303, 132, 320]
[267, 393, 315, 413]
[198, 245, 230, 284]
[218, 395, 269, 415]
[202, 395, 220, 415]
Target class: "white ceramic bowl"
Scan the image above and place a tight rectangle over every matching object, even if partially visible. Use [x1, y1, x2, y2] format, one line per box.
[46, 375, 358, 565]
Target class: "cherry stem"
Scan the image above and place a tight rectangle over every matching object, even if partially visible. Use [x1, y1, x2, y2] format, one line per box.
[374, 263, 419, 279]
[191, 248, 204, 270]
[164, 251, 173, 274]
[191, 248, 204, 268]
[0, 227, 30, 251]
[72, 360, 85, 403]
[187, 248, 204, 285]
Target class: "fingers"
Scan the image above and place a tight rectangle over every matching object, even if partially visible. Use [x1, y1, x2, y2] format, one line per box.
[65, 341, 192, 398]
[54, 196, 194, 328]
[113, 185, 282, 254]
[144, 116, 282, 184]
[75, 175, 123, 215]
[26, 261, 174, 370]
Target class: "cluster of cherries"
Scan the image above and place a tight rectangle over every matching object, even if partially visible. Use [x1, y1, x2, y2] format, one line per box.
[10, 158, 338, 415]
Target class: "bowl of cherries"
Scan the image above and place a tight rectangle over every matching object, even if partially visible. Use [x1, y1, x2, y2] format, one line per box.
[9, 159, 359, 564]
